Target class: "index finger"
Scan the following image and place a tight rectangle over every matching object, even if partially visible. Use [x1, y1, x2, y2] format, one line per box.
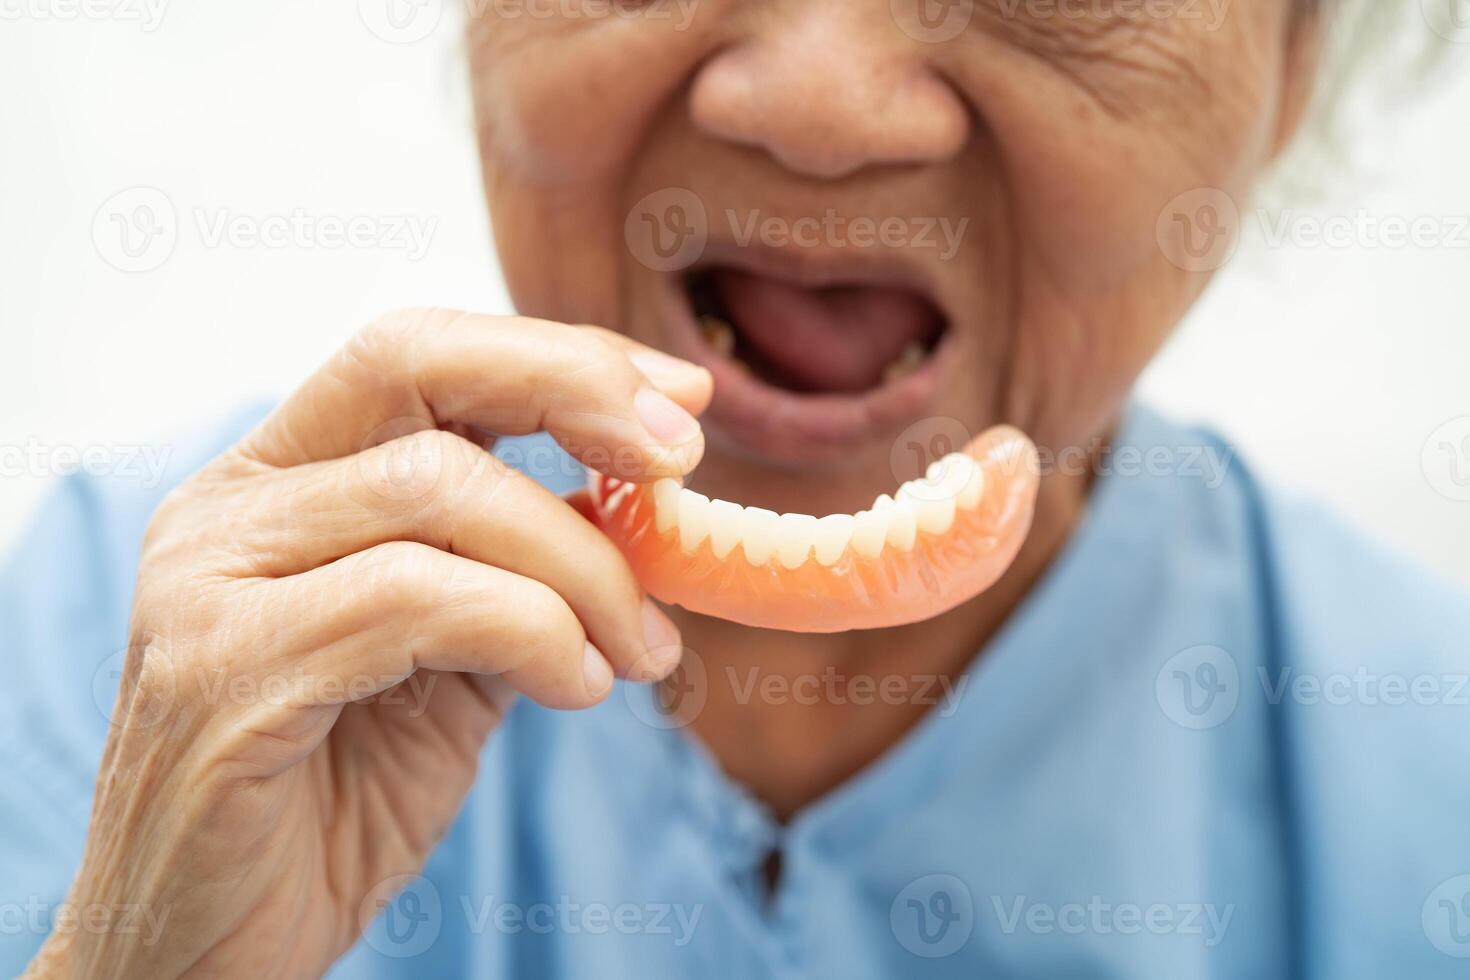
[238, 308, 712, 481]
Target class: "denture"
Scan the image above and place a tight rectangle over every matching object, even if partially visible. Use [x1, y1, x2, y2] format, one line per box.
[589, 426, 1040, 632]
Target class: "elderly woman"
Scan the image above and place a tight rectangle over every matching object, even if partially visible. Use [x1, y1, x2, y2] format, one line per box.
[5, 1, 1467, 977]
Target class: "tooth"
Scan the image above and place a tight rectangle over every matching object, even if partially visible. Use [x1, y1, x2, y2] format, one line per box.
[954, 455, 986, 509]
[776, 513, 818, 569]
[653, 478, 681, 534]
[740, 506, 780, 566]
[813, 514, 855, 566]
[850, 508, 890, 559]
[881, 342, 926, 384]
[707, 498, 743, 560]
[885, 495, 918, 551]
[677, 489, 711, 553]
[925, 453, 977, 506]
[899, 481, 955, 536]
[700, 315, 735, 357]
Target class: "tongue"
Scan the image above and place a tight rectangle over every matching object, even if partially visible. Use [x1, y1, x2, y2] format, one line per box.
[712, 268, 941, 393]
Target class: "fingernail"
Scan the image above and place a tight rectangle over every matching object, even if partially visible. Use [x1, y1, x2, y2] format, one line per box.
[629, 350, 708, 388]
[635, 387, 701, 446]
[583, 642, 615, 698]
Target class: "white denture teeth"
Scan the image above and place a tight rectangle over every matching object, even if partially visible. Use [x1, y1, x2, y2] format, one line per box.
[653, 479, 681, 534]
[707, 498, 743, 560]
[849, 507, 890, 559]
[647, 453, 988, 567]
[677, 489, 712, 554]
[898, 480, 956, 536]
[776, 513, 819, 569]
[813, 514, 855, 566]
[884, 493, 919, 551]
[740, 507, 780, 566]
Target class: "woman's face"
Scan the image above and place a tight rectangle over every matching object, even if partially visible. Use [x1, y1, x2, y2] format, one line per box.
[468, 0, 1316, 517]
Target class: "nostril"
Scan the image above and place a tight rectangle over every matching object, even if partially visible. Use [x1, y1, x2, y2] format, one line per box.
[689, 40, 971, 179]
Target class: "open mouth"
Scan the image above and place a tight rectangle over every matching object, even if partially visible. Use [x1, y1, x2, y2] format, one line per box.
[683, 265, 949, 395]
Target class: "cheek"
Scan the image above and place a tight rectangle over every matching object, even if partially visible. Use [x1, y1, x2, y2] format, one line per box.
[941, 17, 1288, 439]
[471, 17, 721, 324]
[474, 20, 714, 184]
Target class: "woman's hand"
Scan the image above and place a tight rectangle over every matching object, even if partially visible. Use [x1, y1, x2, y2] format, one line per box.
[26, 308, 711, 980]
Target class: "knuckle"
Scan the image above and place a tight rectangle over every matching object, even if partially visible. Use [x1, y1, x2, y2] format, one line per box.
[357, 427, 474, 508]
[350, 541, 442, 610]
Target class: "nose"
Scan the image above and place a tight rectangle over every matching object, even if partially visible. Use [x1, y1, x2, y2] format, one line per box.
[689, 11, 971, 180]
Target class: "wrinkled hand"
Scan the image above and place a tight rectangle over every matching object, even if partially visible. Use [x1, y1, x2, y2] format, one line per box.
[27, 308, 710, 979]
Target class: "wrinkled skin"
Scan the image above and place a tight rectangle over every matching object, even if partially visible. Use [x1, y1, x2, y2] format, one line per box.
[31, 3, 1319, 977]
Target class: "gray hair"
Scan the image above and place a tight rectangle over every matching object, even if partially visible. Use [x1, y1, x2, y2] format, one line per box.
[1265, 0, 1460, 202]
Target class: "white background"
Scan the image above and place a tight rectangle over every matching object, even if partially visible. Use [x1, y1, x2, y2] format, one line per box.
[2, 2, 1468, 587]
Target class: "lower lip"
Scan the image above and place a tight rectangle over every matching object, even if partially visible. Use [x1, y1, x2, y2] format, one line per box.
[660, 277, 956, 466]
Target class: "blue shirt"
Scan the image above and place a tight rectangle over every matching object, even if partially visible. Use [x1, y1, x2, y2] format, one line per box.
[3, 403, 1469, 978]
